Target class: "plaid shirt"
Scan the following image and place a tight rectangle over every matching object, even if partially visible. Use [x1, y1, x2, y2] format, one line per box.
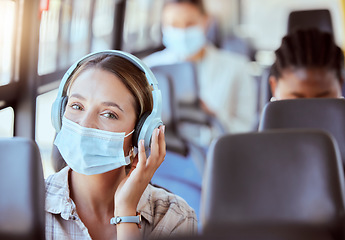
[45, 167, 197, 239]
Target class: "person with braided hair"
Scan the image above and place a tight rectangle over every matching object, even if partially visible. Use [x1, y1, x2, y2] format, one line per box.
[269, 28, 344, 100]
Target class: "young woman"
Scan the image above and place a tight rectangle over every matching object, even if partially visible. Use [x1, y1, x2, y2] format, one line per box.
[45, 51, 197, 239]
[269, 28, 344, 100]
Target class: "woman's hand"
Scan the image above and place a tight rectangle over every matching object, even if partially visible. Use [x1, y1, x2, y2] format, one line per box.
[114, 125, 166, 216]
[199, 99, 216, 117]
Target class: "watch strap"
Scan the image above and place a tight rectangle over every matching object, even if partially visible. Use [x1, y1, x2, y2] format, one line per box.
[110, 213, 142, 228]
[110, 216, 140, 225]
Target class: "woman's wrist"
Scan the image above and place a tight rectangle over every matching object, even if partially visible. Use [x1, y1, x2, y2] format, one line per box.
[114, 207, 137, 217]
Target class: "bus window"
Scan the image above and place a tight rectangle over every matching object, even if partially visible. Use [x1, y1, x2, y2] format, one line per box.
[241, 0, 344, 54]
[122, 0, 164, 53]
[38, 0, 61, 75]
[35, 89, 58, 178]
[68, 0, 92, 63]
[0, 107, 14, 137]
[38, 0, 94, 76]
[91, 0, 116, 52]
[0, 1, 16, 86]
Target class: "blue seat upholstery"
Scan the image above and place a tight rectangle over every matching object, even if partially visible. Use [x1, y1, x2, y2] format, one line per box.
[151, 62, 225, 148]
[0, 137, 45, 240]
[201, 130, 345, 238]
[150, 68, 205, 223]
[151, 150, 202, 221]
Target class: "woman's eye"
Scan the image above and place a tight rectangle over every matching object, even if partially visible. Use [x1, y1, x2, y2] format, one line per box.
[102, 112, 118, 120]
[70, 103, 83, 111]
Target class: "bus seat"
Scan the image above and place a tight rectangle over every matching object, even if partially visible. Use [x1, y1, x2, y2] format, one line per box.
[200, 130, 345, 238]
[151, 62, 199, 107]
[151, 149, 203, 225]
[151, 71, 188, 155]
[0, 137, 45, 240]
[206, 17, 222, 48]
[221, 35, 256, 61]
[150, 68, 206, 222]
[258, 66, 272, 114]
[288, 9, 333, 34]
[259, 98, 345, 168]
[151, 62, 226, 148]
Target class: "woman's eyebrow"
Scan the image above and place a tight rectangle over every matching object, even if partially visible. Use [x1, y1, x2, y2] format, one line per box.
[291, 92, 305, 98]
[69, 93, 86, 100]
[102, 101, 124, 112]
[70, 93, 124, 112]
[315, 91, 330, 97]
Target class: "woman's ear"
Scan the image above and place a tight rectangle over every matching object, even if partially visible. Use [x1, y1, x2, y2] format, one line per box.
[269, 76, 278, 97]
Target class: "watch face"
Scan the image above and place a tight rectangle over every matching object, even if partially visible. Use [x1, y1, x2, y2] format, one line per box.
[115, 216, 122, 224]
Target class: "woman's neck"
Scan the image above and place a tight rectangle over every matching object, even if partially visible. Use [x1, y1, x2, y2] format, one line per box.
[69, 168, 126, 222]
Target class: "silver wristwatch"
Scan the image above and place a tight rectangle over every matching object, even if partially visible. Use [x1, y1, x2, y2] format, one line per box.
[110, 213, 142, 228]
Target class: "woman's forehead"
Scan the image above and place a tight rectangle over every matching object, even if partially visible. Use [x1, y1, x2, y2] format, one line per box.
[69, 68, 136, 107]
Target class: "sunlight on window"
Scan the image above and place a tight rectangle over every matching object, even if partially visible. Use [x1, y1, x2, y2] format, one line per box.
[0, 107, 14, 137]
[38, 0, 61, 75]
[36, 89, 58, 178]
[38, 0, 93, 75]
[241, 0, 344, 50]
[69, 0, 92, 63]
[0, 1, 15, 85]
[91, 0, 116, 52]
[123, 0, 164, 52]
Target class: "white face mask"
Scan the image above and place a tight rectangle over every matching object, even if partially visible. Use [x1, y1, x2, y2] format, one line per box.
[54, 116, 134, 175]
[162, 25, 207, 59]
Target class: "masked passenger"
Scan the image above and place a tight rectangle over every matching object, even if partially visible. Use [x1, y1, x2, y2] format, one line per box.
[144, 0, 257, 133]
[45, 51, 197, 240]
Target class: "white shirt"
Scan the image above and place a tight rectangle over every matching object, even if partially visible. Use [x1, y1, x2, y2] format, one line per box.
[144, 44, 257, 133]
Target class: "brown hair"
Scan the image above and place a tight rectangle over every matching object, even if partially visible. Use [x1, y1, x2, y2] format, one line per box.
[66, 53, 153, 123]
[164, 0, 207, 15]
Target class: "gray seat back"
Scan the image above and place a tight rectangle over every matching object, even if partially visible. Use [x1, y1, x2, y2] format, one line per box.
[201, 130, 345, 238]
[0, 137, 45, 240]
[259, 99, 345, 166]
[151, 62, 199, 108]
[288, 9, 333, 34]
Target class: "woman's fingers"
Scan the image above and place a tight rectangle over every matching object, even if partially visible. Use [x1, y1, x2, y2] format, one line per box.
[143, 126, 164, 175]
[158, 125, 166, 165]
[136, 139, 147, 169]
[134, 126, 166, 176]
[149, 128, 160, 162]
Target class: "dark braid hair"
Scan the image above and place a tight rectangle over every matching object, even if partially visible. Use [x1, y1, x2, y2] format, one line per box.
[164, 0, 206, 15]
[270, 28, 345, 84]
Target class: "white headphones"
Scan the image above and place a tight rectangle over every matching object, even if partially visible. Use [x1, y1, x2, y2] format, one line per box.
[51, 50, 163, 149]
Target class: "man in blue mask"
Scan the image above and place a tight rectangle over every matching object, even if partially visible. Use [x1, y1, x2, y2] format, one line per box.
[144, 0, 257, 133]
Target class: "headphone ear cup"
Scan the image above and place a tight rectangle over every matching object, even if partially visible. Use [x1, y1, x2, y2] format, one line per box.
[51, 96, 68, 133]
[132, 112, 151, 148]
[60, 96, 68, 120]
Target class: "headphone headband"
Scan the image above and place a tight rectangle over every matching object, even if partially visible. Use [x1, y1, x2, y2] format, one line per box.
[52, 50, 163, 149]
[56, 50, 159, 99]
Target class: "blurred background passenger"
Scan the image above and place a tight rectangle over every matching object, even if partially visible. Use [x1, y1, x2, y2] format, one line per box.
[269, 28, 344, 100]
[144, 0, 257, 133]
